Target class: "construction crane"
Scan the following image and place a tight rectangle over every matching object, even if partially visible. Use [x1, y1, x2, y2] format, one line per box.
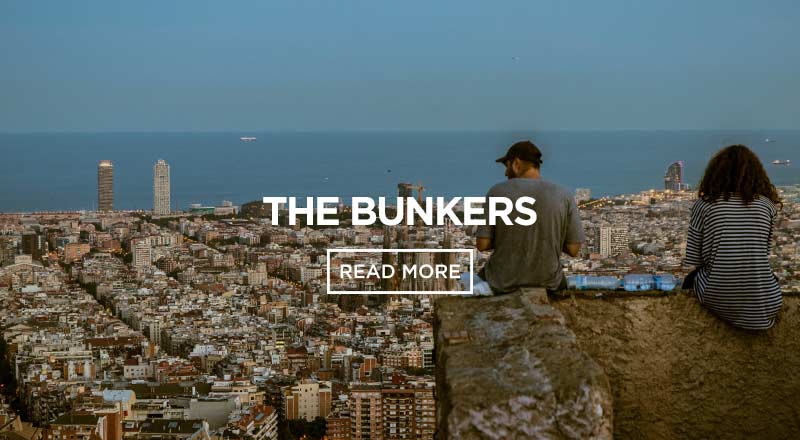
[414, 181, 426, 204]
[397, 181, 426, 204]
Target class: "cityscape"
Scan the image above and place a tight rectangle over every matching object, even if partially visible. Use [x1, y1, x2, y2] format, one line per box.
[5, 0, 800, 435]
[0, 158, 798, 440]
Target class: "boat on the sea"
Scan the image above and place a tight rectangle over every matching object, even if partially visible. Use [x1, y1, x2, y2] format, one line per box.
[240, 136, 257, 142]
[764, 138, 776, 143]
[772, 159, 791, 166]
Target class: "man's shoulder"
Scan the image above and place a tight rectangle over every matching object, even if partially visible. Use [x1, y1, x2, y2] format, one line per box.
[491, 179, 572, 201]
[538, 179, 572, 199]
[488, 178, 568, 194]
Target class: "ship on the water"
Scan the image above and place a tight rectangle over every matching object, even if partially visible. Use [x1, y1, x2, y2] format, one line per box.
[772, 159, 791, 166]
[240, 136, 257, 142]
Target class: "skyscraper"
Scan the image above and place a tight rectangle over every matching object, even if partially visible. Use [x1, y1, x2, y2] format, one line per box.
[97, 160, 114, 212]
[153, 159, 171, 215]
[664, 161, 688, 191]
[397, 183, 415, 199]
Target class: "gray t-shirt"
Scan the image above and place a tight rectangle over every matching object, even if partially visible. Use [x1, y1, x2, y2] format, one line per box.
[476, 178, 585, 292]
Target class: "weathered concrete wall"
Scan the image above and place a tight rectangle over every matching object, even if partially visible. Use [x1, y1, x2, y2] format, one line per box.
[436, 290, 800, 439]
[553, 292, 800, 440]
[435, 288, 614, 439]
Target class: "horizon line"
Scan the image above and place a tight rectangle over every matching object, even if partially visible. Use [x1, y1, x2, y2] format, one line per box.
[1, 127, 799, 134]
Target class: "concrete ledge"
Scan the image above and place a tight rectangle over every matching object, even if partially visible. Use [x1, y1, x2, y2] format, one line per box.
[435, 288, 613, 439]
[553, 291, 800, 439]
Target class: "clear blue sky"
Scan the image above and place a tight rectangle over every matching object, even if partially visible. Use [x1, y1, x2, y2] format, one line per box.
[1, 0, 798, 131]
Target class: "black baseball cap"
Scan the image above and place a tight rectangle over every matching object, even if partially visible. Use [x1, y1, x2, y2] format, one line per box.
[495, 140, 543, 165]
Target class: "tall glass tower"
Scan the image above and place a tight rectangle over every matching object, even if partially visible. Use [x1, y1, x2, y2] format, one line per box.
[153, 159, 171, 215]
[97, 160, 114, 212]
[664, 161, 685, 191]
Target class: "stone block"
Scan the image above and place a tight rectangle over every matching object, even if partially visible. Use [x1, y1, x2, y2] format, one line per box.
[435, 289, 613, 439]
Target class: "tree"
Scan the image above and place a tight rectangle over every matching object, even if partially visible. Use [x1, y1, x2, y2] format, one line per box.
[402, 366, 434, 376]
[81, 281, 98, 297]
[0, 334, 20, 414]
[287, 417, 327, 440]
[0, 335, 13, 388]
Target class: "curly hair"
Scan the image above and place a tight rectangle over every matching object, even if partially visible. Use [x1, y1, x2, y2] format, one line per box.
[698, 144, 781, 205]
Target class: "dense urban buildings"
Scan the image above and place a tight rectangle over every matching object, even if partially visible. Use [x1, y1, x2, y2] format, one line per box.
[1, 171, 798, 440]
[98, 160, 114, 212]
[153, 159, 171, 215]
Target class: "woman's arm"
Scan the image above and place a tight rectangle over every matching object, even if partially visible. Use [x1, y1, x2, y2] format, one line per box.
[684, 199, 705, 269]
[766, 202, 778, 256]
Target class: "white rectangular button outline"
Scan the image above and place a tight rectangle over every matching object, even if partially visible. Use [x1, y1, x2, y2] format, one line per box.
[326, 248, 474, 295]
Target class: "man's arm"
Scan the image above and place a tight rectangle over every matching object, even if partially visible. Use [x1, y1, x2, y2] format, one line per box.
[477, 237, 493, 252]
[563, 242, 580, 257]
[475, 190, 495, 252]
[563, 196, 585, 257]
[683, 200, 704, 269]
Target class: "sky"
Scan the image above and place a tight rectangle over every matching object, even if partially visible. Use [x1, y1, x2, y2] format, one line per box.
[1, 0, 799, 131]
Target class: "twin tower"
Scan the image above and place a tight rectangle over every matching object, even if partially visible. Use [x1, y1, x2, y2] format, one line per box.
[97, 159, 171, 214]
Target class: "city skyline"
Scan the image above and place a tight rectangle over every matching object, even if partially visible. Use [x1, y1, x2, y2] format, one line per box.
[3, 2, 799, 438]
[2, 180, 798, 440]
[2, 130, 796, 213]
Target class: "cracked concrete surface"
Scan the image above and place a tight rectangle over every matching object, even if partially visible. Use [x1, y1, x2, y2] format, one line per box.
[436, 289, 800, 439]
[435, 288, 613, 439]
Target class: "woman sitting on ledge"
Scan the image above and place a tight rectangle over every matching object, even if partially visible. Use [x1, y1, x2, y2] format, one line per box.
[684, 144, 783, 330]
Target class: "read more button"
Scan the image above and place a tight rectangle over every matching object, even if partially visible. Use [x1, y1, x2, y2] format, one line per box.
[340, 262, 462, 280]
[326, 248, 474, 295]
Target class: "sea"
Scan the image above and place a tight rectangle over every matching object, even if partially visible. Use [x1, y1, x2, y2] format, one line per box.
[0, 130, 798, 213]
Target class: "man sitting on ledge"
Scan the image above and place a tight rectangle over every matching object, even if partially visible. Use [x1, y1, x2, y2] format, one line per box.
[475, 140, 585, 295]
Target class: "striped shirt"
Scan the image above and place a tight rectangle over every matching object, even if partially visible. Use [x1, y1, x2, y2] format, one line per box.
[684, 195, 782, 330]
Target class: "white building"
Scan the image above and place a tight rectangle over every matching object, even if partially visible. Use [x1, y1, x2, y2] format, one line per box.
[285, 380, 332, 422]
[132, 239, 152, 269]
[149, 319, 162, 347]
[597, 226, 629, 257]
[295, 381, 320, 421]
[123, 363, 153, 380]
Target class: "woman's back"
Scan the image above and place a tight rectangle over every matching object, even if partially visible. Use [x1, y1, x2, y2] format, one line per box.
[685, 194, 782, 329]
